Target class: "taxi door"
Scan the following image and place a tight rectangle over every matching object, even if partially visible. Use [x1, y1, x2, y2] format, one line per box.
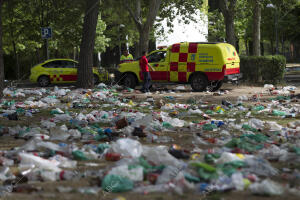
[147, 51, 168, 82]
[47, 60, 64, 83]
[61, 60, 77, 82]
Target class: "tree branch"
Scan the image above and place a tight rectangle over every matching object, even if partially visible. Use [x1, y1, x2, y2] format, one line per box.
[228, 0, 237, 15]
[123, 0, 142, 30]
[219, 0, 228, 17]
[135, 0, 141, 22]
[144, 0, 162, 31]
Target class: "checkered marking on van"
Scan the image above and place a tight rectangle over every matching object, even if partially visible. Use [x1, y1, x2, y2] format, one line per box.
[169, 43, 197, 82]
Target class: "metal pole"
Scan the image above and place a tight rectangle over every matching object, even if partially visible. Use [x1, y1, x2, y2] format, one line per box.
[46, 39, 49, 60]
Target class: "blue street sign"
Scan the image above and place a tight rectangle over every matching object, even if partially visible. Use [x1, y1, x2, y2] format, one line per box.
[41, 27, 52, 39]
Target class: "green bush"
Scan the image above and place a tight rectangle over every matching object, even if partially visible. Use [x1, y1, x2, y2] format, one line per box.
[240, 55, 286, 84]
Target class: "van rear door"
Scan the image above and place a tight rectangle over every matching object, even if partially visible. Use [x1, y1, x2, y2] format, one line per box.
[222, 44, 240, 75]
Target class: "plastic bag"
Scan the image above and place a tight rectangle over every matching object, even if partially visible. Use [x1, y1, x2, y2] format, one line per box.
[110, 138, 142, 158]
[156, 166, 181, 184]
[244, 157, 278, 176]
[231, 172, 245, 191]
[18, 152, 61, 172]
[49, 155, 77, 168]
[142, 146, 183, 167]
[249, 179, 284, 195]
[248, 118, 264, 130]
[50, 125, 70, 141]
[108, 165, 143, 182]
[101, 174, 133, 193]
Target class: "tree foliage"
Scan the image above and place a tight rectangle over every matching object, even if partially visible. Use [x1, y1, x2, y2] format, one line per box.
[209, 0, 300, 56]
[2, 0, 108, 58]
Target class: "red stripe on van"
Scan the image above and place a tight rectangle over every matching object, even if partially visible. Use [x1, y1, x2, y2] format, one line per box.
[150, 71, 168, 80]
[225, 68, 240, 75]
[205, 72, 224, 81]
[178, 72, 187, 82]
[227, 58, 236, 61]
[140, 71, 168, 81]
[187, 62, 195, 72]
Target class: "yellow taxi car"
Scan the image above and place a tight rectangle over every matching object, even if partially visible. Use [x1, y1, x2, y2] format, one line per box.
[29, 58, 108, 87]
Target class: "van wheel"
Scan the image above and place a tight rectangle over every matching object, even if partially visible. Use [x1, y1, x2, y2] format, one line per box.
[38, 75, 50, 87]
[93, 74, 99, 85]
[190, 73, 208, 92]
[123, 73, 136, 89]
[210, 80, 223, 92]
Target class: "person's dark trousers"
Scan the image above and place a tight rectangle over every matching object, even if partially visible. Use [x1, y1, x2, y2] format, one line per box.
[141, 71, 151, 92]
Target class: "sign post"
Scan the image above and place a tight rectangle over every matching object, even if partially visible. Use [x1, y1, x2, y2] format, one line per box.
[41, 27, 52, 60]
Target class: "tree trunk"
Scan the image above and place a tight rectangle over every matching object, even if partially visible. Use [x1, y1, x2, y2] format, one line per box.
[249, 40, 253, 55]
[219, 0, 237, 48]
[12, 41, 20, 80]
[0, 0, 5, 98]
[77, 0, 100, 88]
[138, 27, 150, 55]
[235, 38, 239, 53]
[35, 48, 38, 62]
[252, 0, 261, 56]
[93, 52, 99, 67]
[281, 35, 285, 55]
[225, 13, 236, 47]
[270, 39, 274, 55]
[245, 40, 249, 56]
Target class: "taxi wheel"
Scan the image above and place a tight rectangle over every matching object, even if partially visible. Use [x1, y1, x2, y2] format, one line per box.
[38, 76, 50, 87]
[93, 74, 99, 85]
[123, 73, 136, 89]
[190, 73, 208, 92]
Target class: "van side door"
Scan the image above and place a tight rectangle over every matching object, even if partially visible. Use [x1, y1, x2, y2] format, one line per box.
[147, 51, 168, 82]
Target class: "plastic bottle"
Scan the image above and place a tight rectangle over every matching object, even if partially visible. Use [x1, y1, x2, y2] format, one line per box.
[272, 110, 286, 116]
[253, 105, 265, 111]
[97, 143, 110, 154]
[59, 170, 80, 180]
[41, 170, 79, 181]
[222, 100, 232, 108]
[105, 153, 121, 161]
[72, 150, 88, 161]
[0, 166, 15, 181]
[203, 124, 217, 131]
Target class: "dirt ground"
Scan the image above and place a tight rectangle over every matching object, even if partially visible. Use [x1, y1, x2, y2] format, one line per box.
[1, 83, 300, 200]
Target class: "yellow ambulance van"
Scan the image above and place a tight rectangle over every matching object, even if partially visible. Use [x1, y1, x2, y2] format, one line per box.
[115, 42, 240, 91]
